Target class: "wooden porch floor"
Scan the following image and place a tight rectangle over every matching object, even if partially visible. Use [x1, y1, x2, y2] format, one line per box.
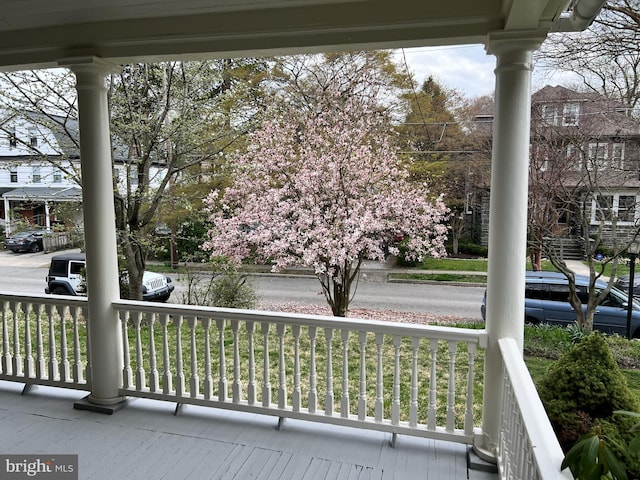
[0, 381, 497, 479]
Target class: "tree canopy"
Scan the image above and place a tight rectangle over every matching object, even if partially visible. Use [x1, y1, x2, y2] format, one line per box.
[204, 62, 449, 316]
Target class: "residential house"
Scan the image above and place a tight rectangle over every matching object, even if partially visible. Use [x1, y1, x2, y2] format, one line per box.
[0, 112, 82, 233]
[0, 111, 167, 235]
[470, 85, 640, 253]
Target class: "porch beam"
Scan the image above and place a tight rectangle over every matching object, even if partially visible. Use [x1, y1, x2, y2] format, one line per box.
[60, 56, 126, 409]
[477, 31, 545, 460]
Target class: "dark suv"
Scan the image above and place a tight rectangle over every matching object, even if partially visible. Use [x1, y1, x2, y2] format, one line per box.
[45, 253, 174, 302]
[481, 271, 640, 337]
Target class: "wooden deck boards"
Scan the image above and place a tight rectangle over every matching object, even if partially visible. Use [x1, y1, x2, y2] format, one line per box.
[0, 381, 497, 479]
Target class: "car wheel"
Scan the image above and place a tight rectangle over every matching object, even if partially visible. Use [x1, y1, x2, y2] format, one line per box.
[52, 287, 67, 295]
[525, 316, 541, 326]
[30, 242, 41, 253]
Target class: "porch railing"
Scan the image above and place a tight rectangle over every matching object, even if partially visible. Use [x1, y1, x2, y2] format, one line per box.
[0, 294, 90, 390]
[0, 292, 573, 478]
[498, 338, 573, 480]
[115, 300, 486, 444]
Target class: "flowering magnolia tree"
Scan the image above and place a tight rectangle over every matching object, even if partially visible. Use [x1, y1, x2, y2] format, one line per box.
[203, 88, 449, 316]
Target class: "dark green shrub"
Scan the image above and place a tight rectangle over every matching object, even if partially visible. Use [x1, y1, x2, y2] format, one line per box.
[538, 334, 640, 451]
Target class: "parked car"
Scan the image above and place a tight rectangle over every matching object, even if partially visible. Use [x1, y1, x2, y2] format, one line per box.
[45, 252, 175, 302]
[480, 271, 640, 337]
[4, 229, 48, 253]
[613, 274, 640, 298]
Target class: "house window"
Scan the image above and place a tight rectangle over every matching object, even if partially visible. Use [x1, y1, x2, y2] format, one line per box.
[7, 127, 16, 148]
[32, 166, 41, 183]
[53, 169, 62, 183]
[592, 193, 638, 224]
[10, 167, 17, 183]
[562, 102, 580, 126]
[564, 144, 582, 171]
[129, 168, 139, 186]
[618, 195, 636, 222]
[587, 142, 608, 170]
[594, 194, 614, 222]
[541, 104, 557, 125]
[611, 142, 625, 169]
[29, 128, 38, 147]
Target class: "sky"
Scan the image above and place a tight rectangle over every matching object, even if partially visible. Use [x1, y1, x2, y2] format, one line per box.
[398, 44, 580, 100]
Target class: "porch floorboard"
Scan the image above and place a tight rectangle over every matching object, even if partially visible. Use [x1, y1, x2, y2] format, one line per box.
[0, 381, 497, 479]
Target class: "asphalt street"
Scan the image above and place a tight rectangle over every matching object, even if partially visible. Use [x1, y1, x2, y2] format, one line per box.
[0, 248, 485, 320]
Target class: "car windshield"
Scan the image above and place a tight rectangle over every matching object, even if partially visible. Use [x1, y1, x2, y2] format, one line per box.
[12, 231, 35, 238]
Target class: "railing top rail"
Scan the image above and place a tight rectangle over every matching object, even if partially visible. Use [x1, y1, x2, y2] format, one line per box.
[0, 291, 88, 309]
[114, 299, 487, 346]
[499, 337, 573, 480]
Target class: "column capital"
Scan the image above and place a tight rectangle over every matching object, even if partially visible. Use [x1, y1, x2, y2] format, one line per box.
[485, 29, 547, 57]
[57, 56, 121, 76]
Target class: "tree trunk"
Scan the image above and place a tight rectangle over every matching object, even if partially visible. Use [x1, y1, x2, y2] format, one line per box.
[121, 233, 145, 300]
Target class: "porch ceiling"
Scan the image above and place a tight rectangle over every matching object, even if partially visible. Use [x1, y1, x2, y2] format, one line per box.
[0, 0, 573, 71]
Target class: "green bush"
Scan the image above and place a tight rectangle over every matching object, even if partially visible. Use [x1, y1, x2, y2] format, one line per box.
[538, 334, 640, 476]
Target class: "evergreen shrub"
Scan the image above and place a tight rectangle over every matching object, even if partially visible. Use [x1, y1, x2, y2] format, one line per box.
[538, 334, 640, 475]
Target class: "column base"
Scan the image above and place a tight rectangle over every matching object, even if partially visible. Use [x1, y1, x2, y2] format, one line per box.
[73, 395, 128, 415]
[468, 447, 499, 473]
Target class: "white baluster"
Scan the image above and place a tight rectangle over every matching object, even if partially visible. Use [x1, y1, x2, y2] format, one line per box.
[340, 329, 350, 418]
[11, 301, 22, 376]
[187, 316, 199, 398]
[71, 306, 83, 383]
[231, 320, 242, 403]
[82, 306, 91, 386]
[374, 332, 384, 422]
[246, 321, 256, 405]
[56, 304, 69, 382]
[427, 338, 438, 430]
[35, 304, 45, 379]
[325, 327, 334, 416]
[409, 337, 420, 428]
[45, 304, 57, 381]
[308, 326, 317, 414]
[174, 315, 185, 397]
[446, 341, 458, 432]
[392, 335, 401, 426]
[159, 313, 172, 394]
[120, 310, 133, 389]
[277, 323, 287, 409]
[22, 302, 34, 378]
[261, 322, 271, 407]
[292, 325, 301, 412]
[465, 342, 477, 435]
[202, 318, 213, 400]
[217, 318, 227, 401]
[133, 311, 146, 390]
[357, 331, 367, 421]
[1, 301, 10, 375]
[148, 312, 159, 392]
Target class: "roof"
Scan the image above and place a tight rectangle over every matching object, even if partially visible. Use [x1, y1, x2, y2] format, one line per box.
[0, 0, 594, 71]
[50, 252, 86, 262]
[2, 186, 83, 201]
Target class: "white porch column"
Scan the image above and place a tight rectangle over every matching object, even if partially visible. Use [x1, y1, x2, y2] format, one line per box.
[3, 197, 10, 235]
[44, 201, 51, 230]
[61, 57, 125, 410]
[476, 32, 544, 458]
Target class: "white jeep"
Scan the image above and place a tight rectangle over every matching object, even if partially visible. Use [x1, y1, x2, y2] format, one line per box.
[45, 252, 174, 302]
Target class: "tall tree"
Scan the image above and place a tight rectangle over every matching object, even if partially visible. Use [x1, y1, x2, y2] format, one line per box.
[398, 77, 485, 253]
[0, 59, 269, 299]
[538, 0, 640, 115]
[204, 79, 448, 316]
